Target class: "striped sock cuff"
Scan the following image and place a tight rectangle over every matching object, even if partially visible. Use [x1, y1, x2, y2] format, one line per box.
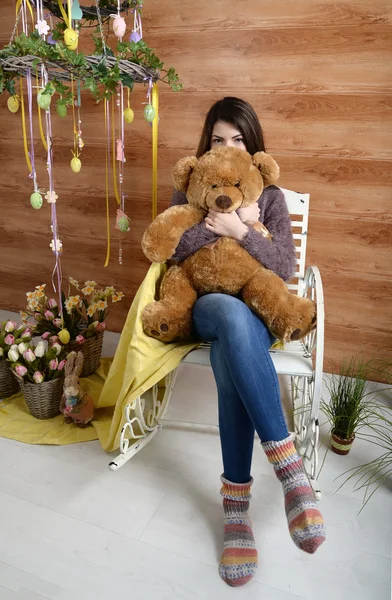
[220, 475, 253, 502]
[261, 435, 304, 479]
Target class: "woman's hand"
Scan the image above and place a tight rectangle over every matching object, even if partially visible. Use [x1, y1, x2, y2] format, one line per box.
[205, 210, 249, 241]
[237, 202, 260, 225]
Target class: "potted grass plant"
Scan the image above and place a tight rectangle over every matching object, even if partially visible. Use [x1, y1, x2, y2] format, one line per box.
[336, 404, 392, 510]
[321, 355, 378, 455]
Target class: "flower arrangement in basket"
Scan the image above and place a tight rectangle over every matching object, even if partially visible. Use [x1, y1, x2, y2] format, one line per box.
[0, 320, 33, 399]
[23, 279, 124, 377]
[8, 339, 66, 420]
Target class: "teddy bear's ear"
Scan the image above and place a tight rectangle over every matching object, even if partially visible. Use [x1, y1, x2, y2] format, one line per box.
[172, 156, 199, 193]
[252, 152, 280, 187]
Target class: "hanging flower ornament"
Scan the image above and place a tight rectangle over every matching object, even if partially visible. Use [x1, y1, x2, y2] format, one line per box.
[35, 19, 50, 37]
[45, 190, 58, 204]
[50, 239, 63, 253]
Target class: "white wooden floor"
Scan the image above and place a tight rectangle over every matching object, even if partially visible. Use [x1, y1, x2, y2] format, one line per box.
[0, 310, 391, 600]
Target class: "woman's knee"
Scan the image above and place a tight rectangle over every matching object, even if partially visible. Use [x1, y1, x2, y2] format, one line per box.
[193, 294, 253, 333]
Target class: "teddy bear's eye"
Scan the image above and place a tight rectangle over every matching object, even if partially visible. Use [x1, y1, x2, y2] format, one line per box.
[235, 182, 241, 187]
[211, 184, 217, 189]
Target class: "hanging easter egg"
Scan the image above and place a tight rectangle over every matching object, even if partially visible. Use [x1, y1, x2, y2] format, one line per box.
[124, 107, 134, 124]
[118, 216, 130, 232]
[30, 192, 43, 210]
[144, 104, 155, 123]
[56, 104, 67, 118]
[71, 0, 83, 20]
[113, 16, 126, 38]
[64, 28, 78, 51]
[70, 157, 82, 173]
[37, 90, 52, 110]
[7, 96, 20, 113]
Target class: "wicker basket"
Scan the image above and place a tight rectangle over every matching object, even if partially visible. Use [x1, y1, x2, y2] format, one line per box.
[21, 376, 64, 420]
[0, 359, 20, 400]
[65, 332, 104, 378]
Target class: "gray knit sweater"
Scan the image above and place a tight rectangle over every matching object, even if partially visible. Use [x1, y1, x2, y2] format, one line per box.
[170, 185, 296, 282]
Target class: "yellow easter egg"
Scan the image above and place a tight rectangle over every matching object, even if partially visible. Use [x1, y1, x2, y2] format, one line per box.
[58, 329, 70, 344]
[7, 96, 19, 113]
[70, 157, 81, 173]
[124, 107, 134, 124]
[64, 28, 78, 51]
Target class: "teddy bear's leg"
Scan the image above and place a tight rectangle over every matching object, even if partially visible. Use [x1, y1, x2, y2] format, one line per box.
[242, 269, 317, 342]
[142, 266, 198, 342]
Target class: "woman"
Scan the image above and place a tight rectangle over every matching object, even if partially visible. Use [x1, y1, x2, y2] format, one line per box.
[171, 97, 325, 587]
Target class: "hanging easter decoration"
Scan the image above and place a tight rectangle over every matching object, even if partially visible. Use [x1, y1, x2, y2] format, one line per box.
[144, 103, 155, 122]
[116, 209, 130, 233]
[30, 191, 43, 210]
[37, 88, 52, 110]
[71, 0, 83, 21]
[7, 95, 20, 113]
[56, 103, 67, 117]
[64, 27, 78, 50]
[70, 156, 82, 173]
[124, 106, 134, 123]
[112, 15, 127, 38]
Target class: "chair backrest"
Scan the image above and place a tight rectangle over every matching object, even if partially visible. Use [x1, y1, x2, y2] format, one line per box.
[279, 188, 310, 297]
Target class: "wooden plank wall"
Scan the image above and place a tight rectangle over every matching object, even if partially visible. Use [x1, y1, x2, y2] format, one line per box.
[1, 1, 391, 376]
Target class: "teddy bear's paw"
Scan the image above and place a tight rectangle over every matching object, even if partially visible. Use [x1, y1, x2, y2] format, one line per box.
[289, 302, 317, 341]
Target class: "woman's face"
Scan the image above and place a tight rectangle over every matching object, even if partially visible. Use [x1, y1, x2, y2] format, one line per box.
[210, 120, 247, 152]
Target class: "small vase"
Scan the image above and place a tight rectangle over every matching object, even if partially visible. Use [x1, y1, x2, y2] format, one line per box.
[64, 331, 104, 377]
[331, 432, 355, 455]
[0, 359, 20, 400]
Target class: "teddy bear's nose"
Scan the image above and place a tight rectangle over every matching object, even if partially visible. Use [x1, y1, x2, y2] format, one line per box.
[215, 195, 233, 209]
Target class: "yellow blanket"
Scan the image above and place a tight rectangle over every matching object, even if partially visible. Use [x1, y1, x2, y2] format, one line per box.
[0, 263, 199, 452]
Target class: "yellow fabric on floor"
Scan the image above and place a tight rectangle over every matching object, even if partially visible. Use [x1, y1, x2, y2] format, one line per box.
[0, 263, 199, 452]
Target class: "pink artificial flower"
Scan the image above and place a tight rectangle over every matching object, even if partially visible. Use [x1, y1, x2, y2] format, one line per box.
[95, 322, 106, 333]
[49, 358, 58, 370]
[4, 334, 15, 346]
[49, 336, 59, 344]
[47, 298, 57, 309]
[53, 318, 63, 328]
[16, 323, 26, 332]
[33, 371, 44, 383]
[57, 359, 66, 371]
[5, 321, 15, 333]
[75, 335, 85, 345]
[14, 364, 27, 377]
[44, 310, 55, 321]
[21, 329, 32, 340]
[23, 348, 36, 363]
[34, 312, 43, 322]
[41, 331, 51, 340]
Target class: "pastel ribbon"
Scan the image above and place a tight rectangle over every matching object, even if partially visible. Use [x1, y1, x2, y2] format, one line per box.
[151, 83, 159, 220]
[104, 99, 111, 267]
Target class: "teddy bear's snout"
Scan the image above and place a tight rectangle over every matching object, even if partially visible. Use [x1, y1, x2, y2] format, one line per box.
[215, 195, 233, 210]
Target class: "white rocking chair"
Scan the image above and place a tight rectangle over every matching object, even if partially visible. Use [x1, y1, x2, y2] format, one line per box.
[109, 188, 325, 499]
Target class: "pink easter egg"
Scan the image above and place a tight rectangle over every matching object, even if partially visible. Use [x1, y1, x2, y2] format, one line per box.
[113, 16, 126, 38]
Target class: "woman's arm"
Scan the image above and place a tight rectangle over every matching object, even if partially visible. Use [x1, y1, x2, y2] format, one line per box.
[169, 189, 219, 262]
[240, 186, 296, 281]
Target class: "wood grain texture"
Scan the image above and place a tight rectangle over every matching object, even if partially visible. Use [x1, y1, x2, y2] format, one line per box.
[0, 1, 391, 377]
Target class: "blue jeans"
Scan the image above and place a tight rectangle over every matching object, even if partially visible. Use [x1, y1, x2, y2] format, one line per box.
[193, 294, 289, 484]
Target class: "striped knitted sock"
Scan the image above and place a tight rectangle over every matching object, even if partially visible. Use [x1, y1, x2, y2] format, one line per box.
[219, 476, 258, 587]
[262, 435, 326, 554]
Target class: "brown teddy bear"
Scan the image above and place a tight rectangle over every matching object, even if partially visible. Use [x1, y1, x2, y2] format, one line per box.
[141, 146, 316, 343]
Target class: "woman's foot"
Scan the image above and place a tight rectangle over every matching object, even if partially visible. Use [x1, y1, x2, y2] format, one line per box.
[219, 476, 258, 586]
[262, 435, 326, 554]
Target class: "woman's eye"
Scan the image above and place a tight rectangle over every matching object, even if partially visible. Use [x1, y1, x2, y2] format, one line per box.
[234, 182, 240, 187]
[212, 184, 217, 189]
[213, 139, 222, 144]
[235, 138, 244, 143]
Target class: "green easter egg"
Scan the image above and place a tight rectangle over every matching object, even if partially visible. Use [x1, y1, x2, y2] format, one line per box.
[57, 104, 67, 118]
[30, 192, 43, 210]
[118, 216, 129, 232]
[37, 90, 52, 110]
[144, 104, 155, 123]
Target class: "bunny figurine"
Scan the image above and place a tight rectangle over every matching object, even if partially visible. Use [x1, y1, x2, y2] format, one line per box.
[60, 351, 94, 427]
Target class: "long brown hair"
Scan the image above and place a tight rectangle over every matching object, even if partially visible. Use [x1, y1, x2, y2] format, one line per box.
[196, 97, 266, 158]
